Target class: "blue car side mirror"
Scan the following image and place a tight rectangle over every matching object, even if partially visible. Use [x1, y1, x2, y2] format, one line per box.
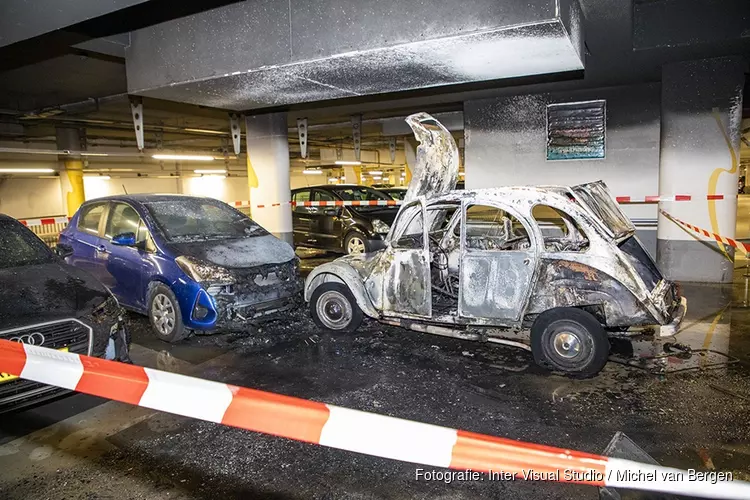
[111, 232, 137, 246]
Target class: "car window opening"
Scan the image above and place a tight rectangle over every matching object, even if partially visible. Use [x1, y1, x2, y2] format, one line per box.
[532, 204, 589, 252]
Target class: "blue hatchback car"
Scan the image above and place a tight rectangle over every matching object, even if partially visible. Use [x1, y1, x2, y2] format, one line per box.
[58, 195, 302, 342]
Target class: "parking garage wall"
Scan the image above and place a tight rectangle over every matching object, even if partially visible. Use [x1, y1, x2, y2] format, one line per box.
[0, 170, 251, 219]
[464, 83, 661, 255]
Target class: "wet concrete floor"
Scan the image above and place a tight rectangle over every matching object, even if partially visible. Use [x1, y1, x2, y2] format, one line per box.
[1, 254, 750, 499]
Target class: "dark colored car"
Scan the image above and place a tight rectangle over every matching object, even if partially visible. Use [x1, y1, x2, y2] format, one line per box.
[380, 187, 407, 200]
[291, 185, 398, 254]
[0, 214, 130, 413]
[59, 195, 302, 343]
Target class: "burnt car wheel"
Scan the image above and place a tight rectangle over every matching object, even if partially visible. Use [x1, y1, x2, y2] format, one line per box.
[345, 231, 369, 255]
[531, 308, 609, 378]
[148, 283, 190, 343]
[310, 282, 363, 333]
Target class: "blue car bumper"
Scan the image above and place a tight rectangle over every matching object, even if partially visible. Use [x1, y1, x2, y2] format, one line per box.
[170, 274, 303, 332]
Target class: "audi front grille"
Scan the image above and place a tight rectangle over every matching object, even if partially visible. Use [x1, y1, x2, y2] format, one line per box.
[0, 318, 92, 411]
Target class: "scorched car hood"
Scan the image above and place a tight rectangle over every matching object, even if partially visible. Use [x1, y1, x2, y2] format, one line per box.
[167, 234, 296, 269]
[403, 112, 459, 202]
[0, 261, 111, 329]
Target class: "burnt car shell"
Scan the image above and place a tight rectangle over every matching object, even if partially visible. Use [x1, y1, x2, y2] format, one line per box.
[0, 215, 129, 413]
[304, 112, 686, 377]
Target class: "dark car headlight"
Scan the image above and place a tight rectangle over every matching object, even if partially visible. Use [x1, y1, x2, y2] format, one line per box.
[176, 255, 235, 285]
[372, 218, 391, 234]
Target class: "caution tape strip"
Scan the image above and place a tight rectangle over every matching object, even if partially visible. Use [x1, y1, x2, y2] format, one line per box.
[660, 209, 750, 255]
[236, 194, 738, 209]
[11, 194, 739, 224]
[0, 340, 747, 499]
[17, 216, 70, 227]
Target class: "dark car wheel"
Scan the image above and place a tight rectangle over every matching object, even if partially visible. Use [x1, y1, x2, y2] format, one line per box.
[148, 283, 190, 343]
[344, 231, 370, 255]
[530, 308, 609, 378]
[310, 283, 363, 333]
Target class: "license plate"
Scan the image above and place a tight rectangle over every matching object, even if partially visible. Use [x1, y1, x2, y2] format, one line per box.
[0, 346, 69, 384]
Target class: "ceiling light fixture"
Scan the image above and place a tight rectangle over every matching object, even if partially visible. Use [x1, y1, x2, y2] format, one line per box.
[303, 169, 323, 175]
[80, 152, 109, 157]
[152, 154, 215, 161]
[184, 128, 228, 135]
[334, 160, 362, 165]
[0, 168, 55, 173]
[367, 170, 383, 175]
[194, 169, 227, 174]
[84, 175, 111, 180]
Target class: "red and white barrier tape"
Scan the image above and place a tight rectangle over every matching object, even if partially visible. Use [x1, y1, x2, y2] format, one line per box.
[0, 339, 746, 499]
[235, 194, 738, 209]
[235, 200, 400, 209]
[614, 194, 735, 203]
[17, 216, 70, 227]
[660, 209, 750, 255]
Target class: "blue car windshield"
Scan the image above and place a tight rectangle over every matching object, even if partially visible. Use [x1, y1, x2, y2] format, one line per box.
[144, 199, 268, 242]
[0, 220, 55, 269]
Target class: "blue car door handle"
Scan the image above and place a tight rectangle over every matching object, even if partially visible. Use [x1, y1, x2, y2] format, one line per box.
[96, 245, 109, 254]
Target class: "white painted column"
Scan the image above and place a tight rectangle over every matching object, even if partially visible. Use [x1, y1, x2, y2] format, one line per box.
[245, 113, 292, 244]
[657, 57, 745, 283]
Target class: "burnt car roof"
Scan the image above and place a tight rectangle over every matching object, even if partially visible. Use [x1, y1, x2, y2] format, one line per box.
[426, 186, 574, 205]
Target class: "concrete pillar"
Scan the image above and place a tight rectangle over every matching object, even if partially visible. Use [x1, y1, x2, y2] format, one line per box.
[56, 127, 85, 216]
[343, 166, 358, 184]
[657, 56, 746, 283]
[245, 112, 292, 244]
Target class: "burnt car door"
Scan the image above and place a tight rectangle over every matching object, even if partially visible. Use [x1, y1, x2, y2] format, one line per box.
[458, 201, 537, 322]
[380, 199, 432, 317]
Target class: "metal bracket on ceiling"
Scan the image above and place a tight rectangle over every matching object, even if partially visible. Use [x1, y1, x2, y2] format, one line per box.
[154, 130, 163, 150]
[351, 114, 361, 161]
[230, 113, 241, 155]
[297, 117, 308, 159]
[389, 137, 396, 163]
[129, 96, 144, 151]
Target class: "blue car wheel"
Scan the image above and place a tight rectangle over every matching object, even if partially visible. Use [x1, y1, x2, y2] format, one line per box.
[148, 283, 190, 342]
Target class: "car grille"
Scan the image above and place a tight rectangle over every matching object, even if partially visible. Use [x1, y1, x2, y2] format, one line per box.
[230, 260, 301, 296]
[0, 319, 91, 354]
[0, 319, 91, 411]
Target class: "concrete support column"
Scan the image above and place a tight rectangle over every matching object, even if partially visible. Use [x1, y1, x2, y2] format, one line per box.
[343, 166, 358, 184]
[245, 112, 292, 244]
[56, 127, 85, 216]
[657, 56, 746, 283]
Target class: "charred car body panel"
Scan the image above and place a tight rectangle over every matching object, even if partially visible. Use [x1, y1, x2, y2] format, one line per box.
[305, 113, 686, 376]
[0, 215, 129, 412]
[59, 195, 302, 339]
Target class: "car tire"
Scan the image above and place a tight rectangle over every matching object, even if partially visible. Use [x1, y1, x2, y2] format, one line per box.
[148, 283, 190, 343]
[530, 308, 609, 378]
[310, 282, 364, 333]
[344, 231, 370, 255]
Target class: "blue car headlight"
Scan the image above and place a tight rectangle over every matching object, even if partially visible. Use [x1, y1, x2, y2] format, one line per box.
[175, 256, 235, 285]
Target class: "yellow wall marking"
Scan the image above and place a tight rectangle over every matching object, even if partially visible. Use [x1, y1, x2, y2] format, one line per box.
[707, 110, 738, 260]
